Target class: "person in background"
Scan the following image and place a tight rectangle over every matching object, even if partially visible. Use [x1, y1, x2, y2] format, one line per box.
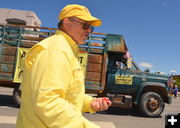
[173, 84, 179, 98]
[16, 4, 111, 128]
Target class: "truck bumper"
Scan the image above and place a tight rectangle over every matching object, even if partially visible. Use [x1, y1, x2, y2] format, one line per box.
[166, 95, 173, 104]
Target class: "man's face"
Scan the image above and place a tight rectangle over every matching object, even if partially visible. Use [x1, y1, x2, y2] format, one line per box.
[65, 17, 93, 45]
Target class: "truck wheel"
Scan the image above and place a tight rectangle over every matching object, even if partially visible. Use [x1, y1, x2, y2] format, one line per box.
[13, 85, 21, 107]
[139, 92, 165, 117]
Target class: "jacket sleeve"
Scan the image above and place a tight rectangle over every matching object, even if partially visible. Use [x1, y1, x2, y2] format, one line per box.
[30, 48, 99, 128]
[82, 94, 96, 113]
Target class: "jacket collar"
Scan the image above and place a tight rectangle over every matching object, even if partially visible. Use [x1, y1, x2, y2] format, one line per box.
[55, 30, 79, 57]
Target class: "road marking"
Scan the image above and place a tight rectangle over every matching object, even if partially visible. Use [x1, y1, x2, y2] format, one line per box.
[0, 116, 17, 124]
[93, 121, 116, 128]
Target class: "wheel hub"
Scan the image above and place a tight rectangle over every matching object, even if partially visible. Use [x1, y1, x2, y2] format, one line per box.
[147, 98, 159, 111]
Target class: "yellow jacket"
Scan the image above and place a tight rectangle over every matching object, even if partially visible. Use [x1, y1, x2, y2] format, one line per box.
[16, 31, 100, 128]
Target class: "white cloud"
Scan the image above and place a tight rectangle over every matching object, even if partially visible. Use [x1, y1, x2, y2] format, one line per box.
[159, 72, 165, 74]
[170, 70, 176, 73]
[139, 62, 153, 68]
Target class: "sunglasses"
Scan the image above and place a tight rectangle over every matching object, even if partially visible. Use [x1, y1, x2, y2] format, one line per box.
[69, 18, 94, 32]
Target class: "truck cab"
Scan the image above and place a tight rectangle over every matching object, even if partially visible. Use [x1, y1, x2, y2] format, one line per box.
[105, 53, 172, 117]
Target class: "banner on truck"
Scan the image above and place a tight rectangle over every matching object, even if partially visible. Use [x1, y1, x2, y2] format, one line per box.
[13, 47, 30, 83]
[13, 48, 88, 83]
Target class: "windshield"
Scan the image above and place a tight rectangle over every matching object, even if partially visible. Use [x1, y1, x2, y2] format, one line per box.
[130, 61, 141, 71]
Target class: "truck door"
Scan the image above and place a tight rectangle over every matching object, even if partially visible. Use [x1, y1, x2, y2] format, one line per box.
[106, 55, 141, 95]
[114, 62, 135, 94]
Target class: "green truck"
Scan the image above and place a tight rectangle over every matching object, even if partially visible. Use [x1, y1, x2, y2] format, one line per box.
[0, 22, 173, 117]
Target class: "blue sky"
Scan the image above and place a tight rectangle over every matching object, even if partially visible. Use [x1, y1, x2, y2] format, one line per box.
[1, 0, 180, 75]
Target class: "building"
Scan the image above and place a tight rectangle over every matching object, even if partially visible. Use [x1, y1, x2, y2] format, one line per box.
[0, 8, 41, 27]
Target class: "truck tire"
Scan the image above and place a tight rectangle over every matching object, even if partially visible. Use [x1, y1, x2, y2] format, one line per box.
[13, 85, 21, 107]
[139, 92, 165, 117]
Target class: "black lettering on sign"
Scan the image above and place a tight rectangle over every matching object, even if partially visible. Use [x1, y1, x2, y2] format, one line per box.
[78, 56, 83, 64]
[18, 70, 23, 79]
[21, 51, 26, 58]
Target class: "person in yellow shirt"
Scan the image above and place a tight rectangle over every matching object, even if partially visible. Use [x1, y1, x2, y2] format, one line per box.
[16, 4, 112, 128]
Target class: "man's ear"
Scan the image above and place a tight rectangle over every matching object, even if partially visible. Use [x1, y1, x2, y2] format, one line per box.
[63, 18, 69, 25]
[60, 18, 71, 32]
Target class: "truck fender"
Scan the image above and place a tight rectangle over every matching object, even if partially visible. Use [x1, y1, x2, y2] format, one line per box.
[133, 82, 168, 105]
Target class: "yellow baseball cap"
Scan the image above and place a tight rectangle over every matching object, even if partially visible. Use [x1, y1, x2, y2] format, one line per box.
[59, 4, 102, 27]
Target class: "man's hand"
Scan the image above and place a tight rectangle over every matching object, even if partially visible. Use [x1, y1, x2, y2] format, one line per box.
[91, 97, 112, 112]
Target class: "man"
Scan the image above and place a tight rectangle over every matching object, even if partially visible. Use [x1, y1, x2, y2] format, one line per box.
[16, 4, 111, 128]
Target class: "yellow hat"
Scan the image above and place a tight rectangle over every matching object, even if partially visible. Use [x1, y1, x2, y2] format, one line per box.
[59, 4, 102, 27]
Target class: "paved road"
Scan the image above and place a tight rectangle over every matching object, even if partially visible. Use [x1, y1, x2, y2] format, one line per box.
[0, 87, 180, 128]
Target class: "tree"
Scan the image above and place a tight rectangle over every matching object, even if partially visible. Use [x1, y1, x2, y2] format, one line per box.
[173, 75, 180, 88]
